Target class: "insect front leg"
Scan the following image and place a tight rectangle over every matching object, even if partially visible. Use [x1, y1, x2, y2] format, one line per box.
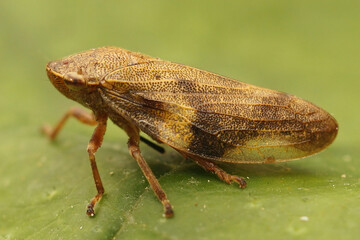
[191, 156, 247, 189]
[86, 114, 107, 216]
[41, 107, 164, 154]
[42, 106, 97, 140]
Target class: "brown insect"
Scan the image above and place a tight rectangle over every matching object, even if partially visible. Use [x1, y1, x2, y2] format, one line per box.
[43, 47, 338, 218]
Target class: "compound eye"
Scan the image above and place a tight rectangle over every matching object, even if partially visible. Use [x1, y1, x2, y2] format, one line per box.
[64, 72, 86, 90]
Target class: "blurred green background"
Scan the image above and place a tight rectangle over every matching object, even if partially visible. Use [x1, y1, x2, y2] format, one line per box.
[0, 0, 359, 239]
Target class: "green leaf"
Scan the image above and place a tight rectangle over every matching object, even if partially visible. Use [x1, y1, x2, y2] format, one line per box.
[0, 0, 359, 239]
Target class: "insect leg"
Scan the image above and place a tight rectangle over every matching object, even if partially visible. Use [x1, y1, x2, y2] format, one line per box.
[192, 157, 247, 188]
[86, 115, 107, 216]
[128, 137, 174, 218]
[42, 106, 97, 140]
[140, 136, 165, 153]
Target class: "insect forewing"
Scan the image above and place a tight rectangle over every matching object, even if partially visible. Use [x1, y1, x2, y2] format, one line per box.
[99, 61, 338, 163]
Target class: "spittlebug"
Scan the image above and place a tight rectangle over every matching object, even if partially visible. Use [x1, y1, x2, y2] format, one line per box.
[43, 47, 338, 218]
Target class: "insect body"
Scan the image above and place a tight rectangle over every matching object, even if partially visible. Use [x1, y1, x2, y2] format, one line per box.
[43, 47, 338, 217]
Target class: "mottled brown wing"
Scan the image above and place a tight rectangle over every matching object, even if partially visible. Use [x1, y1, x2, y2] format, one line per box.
[99, 61, 337, 163]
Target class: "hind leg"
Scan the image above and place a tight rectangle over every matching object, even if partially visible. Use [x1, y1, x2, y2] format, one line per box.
[191, 156, 247, 188]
